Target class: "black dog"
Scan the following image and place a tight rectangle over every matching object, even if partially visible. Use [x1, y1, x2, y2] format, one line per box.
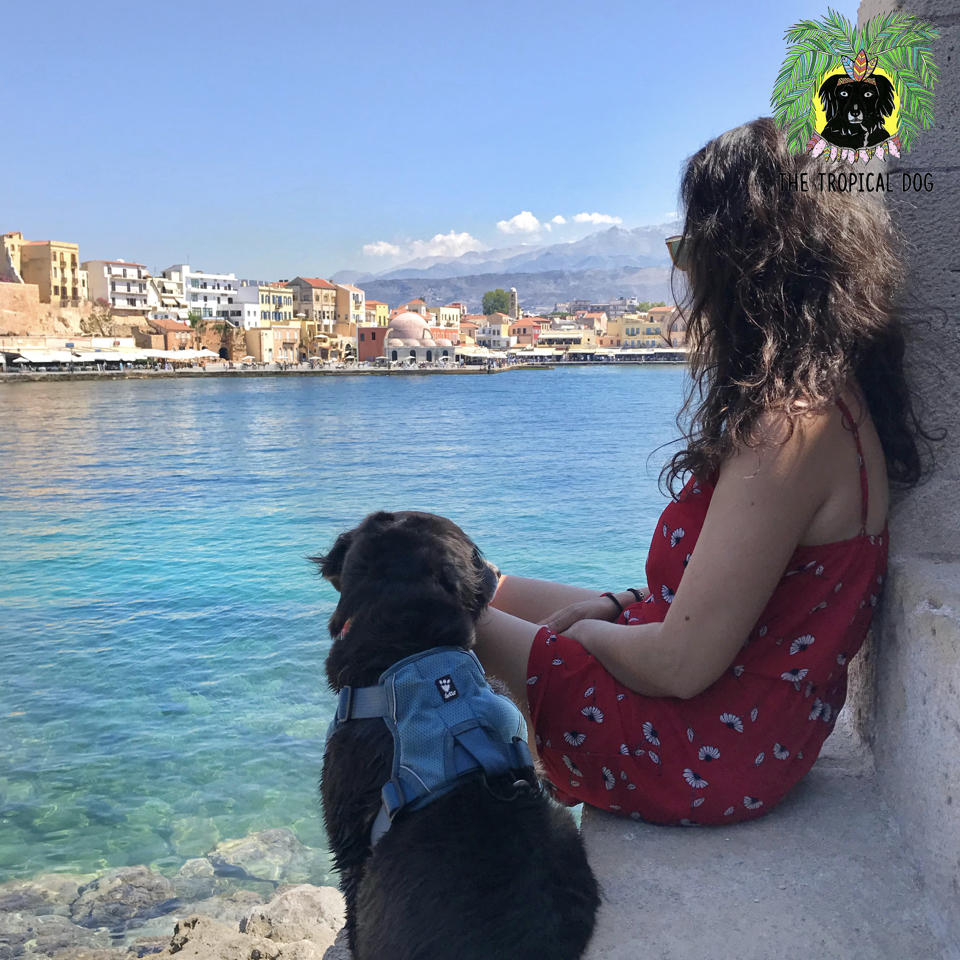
[818, 74, 896, 149]
[315, 511, 599, 960]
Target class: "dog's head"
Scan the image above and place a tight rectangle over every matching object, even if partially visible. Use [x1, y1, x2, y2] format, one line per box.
[818, 74, 895, 134]
[313, 512, 498, 681]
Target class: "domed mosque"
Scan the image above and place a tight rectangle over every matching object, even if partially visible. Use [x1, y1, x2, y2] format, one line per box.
[384, 311, 454, 363]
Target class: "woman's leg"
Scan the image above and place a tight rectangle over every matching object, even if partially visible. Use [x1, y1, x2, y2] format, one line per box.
[489, 575, 602, 624]
[475, 576, 600, 753]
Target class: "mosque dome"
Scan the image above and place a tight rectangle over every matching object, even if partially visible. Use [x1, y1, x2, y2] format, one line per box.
[436, 338, 452, 346]
[387, 338, 404, 347]
[386, 311, 431, 343]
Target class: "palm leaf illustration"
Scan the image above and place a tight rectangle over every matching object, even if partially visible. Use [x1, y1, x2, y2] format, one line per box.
[771, 7, 939, 156]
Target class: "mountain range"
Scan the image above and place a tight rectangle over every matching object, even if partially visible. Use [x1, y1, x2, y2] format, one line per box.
[331, 222, 683, 312]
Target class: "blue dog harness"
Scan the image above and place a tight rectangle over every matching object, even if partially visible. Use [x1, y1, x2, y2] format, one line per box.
[327, 647, 535, 846]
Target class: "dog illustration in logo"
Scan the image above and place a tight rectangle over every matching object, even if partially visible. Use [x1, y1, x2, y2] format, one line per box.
[818, 51, 896, 149]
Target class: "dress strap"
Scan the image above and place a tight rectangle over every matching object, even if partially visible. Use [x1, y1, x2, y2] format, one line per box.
[835, 397, 868, 536]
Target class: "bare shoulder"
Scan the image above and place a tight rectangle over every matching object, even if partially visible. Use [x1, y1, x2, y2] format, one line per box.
[721, 402, 837, 494]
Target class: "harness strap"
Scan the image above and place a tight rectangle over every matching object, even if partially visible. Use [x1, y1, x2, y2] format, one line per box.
[336, 684, 389, 722]
[836, 397, 869, 536]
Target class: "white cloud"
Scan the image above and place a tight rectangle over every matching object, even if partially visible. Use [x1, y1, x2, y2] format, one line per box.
[363, 240, 402, 257]
[363, 231, 486, 262]
[573, 212, 623, 225]
[497, 211, 541, 234]
[408, 231, 486, 258]
[551, 215, 567, 225]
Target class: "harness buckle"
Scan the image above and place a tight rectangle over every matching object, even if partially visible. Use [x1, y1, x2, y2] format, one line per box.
[381, 779, 406, 820]
[336, 686, 354, 723]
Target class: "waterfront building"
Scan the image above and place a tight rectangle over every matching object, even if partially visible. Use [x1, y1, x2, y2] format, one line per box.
[286, 277, 337, 331]
[335, 283, 366, 335]
[148, 316, 193, 351]
[147, 270, 189, 323]
[364, 299, 390, 327]
[647, 305, 681, 346]
[83, 260, 152, 318]
[597, 314, 629, 348]
[395, 298, 427, 317]
[243, 323, 300, 363]
[356, 324, 391, 362]
[537, 327, 596, 351]
[620, 312, 650, 348]
[6, 233, 87, 304]
[509, 318, 542, 345]
[382, 311, 455, 363]
[162, 265, 239, 322]
[237, 281, 295, 325]
[426, 304, 460, 330]
[476, 314, 516, 351]
[446, 302, 467, 318]
[574, 311, 608, 333]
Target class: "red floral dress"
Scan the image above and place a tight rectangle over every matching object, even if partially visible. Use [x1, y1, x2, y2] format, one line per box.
[526, 399, 887, 825]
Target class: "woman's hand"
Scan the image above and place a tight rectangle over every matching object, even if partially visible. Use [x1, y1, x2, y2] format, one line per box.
[538, 596, 622, 634]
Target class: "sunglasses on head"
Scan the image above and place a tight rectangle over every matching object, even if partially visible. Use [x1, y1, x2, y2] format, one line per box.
[665, 235, 690, 272]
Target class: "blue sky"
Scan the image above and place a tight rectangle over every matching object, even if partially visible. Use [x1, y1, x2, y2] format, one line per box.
[2, 0, 857, 279]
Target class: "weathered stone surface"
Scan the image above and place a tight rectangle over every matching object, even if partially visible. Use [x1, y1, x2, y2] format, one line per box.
[207, 831, 318, 885]
[0, 874, 91, 917]
[124, 935, 173, 957]
[70, 868, 176, 932]
[157, 915, 280, 960]
[0, 912, 111, 959]
[174, 890, 265, 926]
[239, 885, 343, 952]
[169, 860, 224, 903]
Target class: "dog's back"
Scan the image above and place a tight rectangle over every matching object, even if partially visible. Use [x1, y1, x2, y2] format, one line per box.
[316, 511, 599, 958]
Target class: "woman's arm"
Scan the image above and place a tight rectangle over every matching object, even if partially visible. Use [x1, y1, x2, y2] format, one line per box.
[567, 412, 834, 699]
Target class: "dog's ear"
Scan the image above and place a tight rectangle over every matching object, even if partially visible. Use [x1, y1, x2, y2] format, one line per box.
[873, 74, 896, 120]
[310, 529, 356, 593]
[818, 74, 841, 120]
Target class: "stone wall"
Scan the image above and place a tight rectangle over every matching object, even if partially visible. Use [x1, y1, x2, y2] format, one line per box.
[850, 0, 960, 942]
[0, 282, 91, 338]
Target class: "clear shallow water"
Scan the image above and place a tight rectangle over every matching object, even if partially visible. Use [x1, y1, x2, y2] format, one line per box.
[0, 366, 688, 882]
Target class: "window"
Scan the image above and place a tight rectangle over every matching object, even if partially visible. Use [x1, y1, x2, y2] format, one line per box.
[372, 331, 376, 340]
[360, 333, 365, 341]
[54, 285, 60, 295]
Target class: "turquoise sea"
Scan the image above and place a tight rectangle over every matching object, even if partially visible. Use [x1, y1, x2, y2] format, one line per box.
[0, 366, 688, 884]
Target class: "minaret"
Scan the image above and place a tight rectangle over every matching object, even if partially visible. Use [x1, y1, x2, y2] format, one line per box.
[509, 287, 518, 320]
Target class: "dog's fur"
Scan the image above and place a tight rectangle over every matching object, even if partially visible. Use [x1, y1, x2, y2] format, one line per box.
[818, 74, 896, 148]
[315, 511, 599, 960]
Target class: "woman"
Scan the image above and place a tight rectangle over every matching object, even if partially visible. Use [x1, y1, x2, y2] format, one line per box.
[473, 117, 931, 825]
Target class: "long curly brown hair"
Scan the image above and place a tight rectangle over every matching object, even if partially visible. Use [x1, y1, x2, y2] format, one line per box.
[664, 117, 935, 495]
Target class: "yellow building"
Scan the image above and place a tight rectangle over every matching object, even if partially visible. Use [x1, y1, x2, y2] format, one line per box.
[537, 327, 597, 349]
[598, 315, 629, 348]
[647, 306, 680, 346]
[428, 304, 461, 329]
[3, 232, 87, 304]
[620, 312, 651, 348]
[335, 283, 366, 338]
[258, 284, 295, 324]
[364, 299, 390, 326]
[244, 323, 301, 363]
[286, 277, 337, 331]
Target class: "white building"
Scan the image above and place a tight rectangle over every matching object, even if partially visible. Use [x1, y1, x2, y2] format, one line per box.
[476, 323, 517, 351]
[147, 269, 189, 322]
[163, 264, 239, 323]
[82, 260, 152, 318]
[236, 281, 295, 325]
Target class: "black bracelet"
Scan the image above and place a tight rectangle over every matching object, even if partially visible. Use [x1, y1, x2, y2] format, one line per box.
[600, 592, 623, 614]
[627, 588, 645, 604]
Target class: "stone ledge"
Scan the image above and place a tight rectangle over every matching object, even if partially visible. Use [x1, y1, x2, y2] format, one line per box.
[580, 714, 956, 959]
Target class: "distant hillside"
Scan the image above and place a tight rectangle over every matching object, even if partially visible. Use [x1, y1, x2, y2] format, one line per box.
[359, 266, 676, 314]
